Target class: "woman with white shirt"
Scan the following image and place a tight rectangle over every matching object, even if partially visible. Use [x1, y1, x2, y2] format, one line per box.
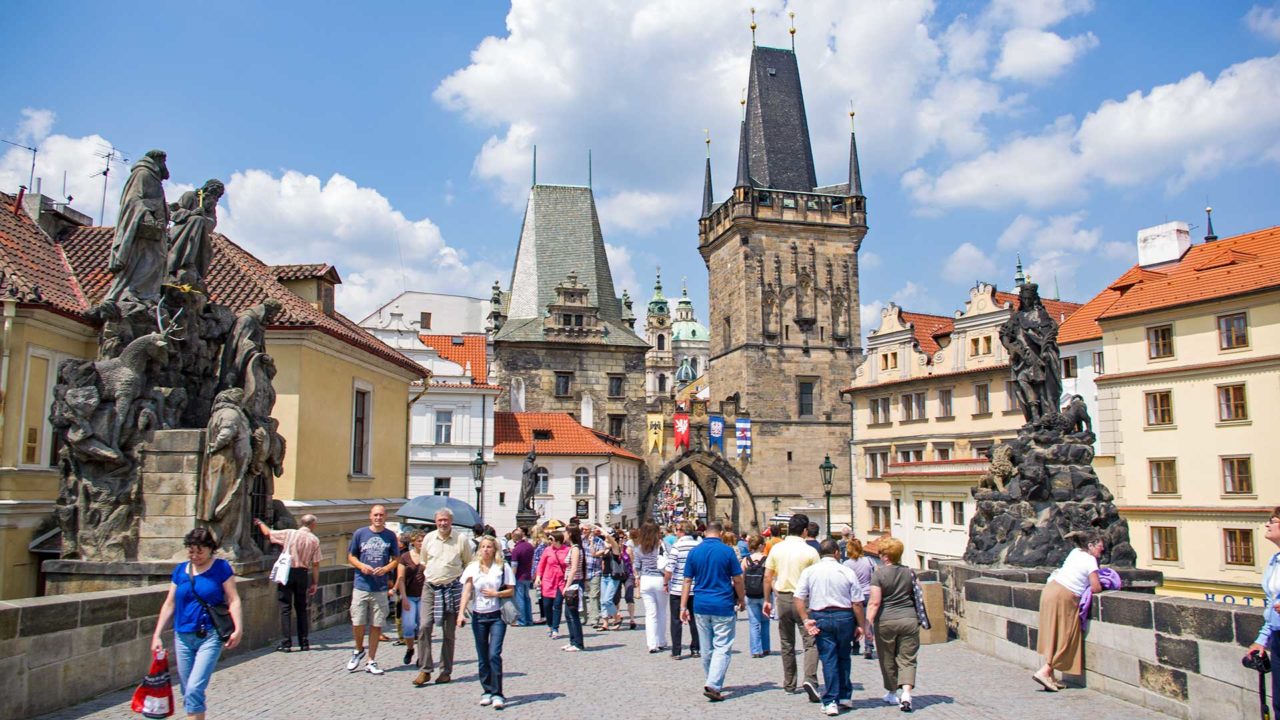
[458, 536, 515, 710]
[632, 522, 669, 654]
[1246, 507, 1280, 720]
[1033, 531, 1104, 692]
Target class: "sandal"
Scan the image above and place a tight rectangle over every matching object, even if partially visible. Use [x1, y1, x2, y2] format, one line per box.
[629, 621, 637, 630]
[1032, 673, 1059, 692]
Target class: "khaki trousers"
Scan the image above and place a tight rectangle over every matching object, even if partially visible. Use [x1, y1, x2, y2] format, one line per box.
[776, 591, 818, 690]
[416, 583, 458, 675]
[875, 615, 920, 691]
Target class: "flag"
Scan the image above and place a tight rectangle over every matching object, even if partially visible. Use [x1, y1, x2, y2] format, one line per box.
[647, 413, 664, 454]
[735, 417, 752, 461]
[708, 414, 725, 452]
[673, 412, 690, 451]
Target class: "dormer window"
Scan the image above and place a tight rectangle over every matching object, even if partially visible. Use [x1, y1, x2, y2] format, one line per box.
[533, 430, 553, 441]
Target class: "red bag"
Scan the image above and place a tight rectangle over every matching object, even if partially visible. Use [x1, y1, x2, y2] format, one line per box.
[131, 649, 175, 718]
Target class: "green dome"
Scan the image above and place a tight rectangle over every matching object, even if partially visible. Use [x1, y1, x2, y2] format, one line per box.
[671, 319, 708, 341]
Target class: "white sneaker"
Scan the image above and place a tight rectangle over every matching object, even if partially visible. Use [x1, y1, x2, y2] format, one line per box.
[479, 694, 492, 706]
[365, 660, 384, 675]
[823, 703, 839, 716]
[838, 699, 854, 709]
[883, 691, 899, 705]
[346, 649, 365, 671]
[491, 696, 505, 710]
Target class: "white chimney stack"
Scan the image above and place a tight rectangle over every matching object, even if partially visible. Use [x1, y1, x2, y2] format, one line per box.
[1136, 221, 1191, 268]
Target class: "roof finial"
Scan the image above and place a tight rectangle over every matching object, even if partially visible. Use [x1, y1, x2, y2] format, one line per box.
[750, 7, 757, 47]
[849, 101, 856, 131]
[701, 131, 715, 218]
[682, 276, 688, 296]
[588, 149, 593, 189]
[704, 129, 711, 158]
[1204, 205, 1218, 242]
[532, 145, 537, 186]
[1014, 253, 1026, 287]
[789, 11, 796, 52]
[740, 87, 747, 120]
[654, 266, 663, 295]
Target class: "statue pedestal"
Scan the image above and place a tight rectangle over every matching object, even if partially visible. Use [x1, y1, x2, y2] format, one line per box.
[137, 429, 206, 561]
[515, 510, 539, 531]
[43, 557, 271, 595]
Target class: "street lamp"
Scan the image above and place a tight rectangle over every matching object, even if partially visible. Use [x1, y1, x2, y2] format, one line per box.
[820, 454, 837, 538]
[470, 448, 487, 520]
[771, 495, 781, 515]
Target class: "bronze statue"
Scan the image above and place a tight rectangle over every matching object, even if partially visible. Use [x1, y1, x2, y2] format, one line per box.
[198, 388, 256, 560]
[998, 283, 1063, 424]
[167, 179, 224, 289]
[518, 445, 538, 513]
[105, 150, 170, 303]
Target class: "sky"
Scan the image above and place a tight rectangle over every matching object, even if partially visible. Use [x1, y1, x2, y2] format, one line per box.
[3, 1, 1280, 337]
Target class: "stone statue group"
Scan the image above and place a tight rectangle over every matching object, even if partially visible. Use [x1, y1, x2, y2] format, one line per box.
[51, 150, 285, 563]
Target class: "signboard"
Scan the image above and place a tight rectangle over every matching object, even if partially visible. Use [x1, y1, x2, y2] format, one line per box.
[673, 412, 690, 451]
[575, 499, 589, 518]
[708, 414, 725, 452]
[735, 417, 752, 460]
[647, 412, 664, 454]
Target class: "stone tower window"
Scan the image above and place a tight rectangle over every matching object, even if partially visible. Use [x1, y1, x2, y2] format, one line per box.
[658, 334, 666, 350]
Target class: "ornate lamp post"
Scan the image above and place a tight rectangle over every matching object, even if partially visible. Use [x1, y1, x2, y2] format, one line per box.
[470, 448, 488, 521]
[820, 454, 836, 539]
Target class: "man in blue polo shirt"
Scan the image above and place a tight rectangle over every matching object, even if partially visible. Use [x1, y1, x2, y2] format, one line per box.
[680, 521, 745, 702]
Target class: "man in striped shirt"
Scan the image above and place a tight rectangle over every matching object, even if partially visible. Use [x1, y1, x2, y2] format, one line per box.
[664, 521, 702, 658]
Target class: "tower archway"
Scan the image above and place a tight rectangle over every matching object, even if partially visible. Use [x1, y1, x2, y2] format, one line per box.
[642, 450, 758, 532]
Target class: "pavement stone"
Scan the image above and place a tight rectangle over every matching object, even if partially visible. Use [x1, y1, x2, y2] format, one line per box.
[37, 613, 1173, 719]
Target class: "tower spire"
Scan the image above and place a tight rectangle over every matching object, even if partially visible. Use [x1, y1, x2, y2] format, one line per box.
[701, 130, 714, 218]
[1204, 206, 1217, 241]
[588, 149, 592, 189]
[750, 6, 757, 47]
[532, 145, 537, 186]
[735, 117, 751, 189]
[848, 104, 863, 197]
[1014, 253, 1026, 287]
[789, 11, 796, 52]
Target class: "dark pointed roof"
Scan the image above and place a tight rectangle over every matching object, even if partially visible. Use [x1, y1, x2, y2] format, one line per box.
[848, 129, 863, 197]
[701, 156, 714, 217]
[740, 46, 818, 192]
[735, 119, 751, 188]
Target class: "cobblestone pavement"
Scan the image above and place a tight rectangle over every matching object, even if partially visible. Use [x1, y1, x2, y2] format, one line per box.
[43, 615, 1172, 719]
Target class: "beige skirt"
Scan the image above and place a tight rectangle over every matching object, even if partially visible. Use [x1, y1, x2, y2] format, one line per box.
[1036, 580, 1083, 674]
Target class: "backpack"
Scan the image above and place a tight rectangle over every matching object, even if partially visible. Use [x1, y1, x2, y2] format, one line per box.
[743, 556, 766, 599]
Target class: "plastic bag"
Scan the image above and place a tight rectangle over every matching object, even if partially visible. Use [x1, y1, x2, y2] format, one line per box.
[130, 649, 175, 718]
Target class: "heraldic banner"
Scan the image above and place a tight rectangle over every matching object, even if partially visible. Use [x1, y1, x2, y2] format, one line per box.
[708, 414, 725, 452]
[647, 412, 664, 454]
[673, 411, 690, 451]
[735, 417, 752, 460]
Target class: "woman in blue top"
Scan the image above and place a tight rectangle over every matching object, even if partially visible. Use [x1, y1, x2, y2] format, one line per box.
[1246, 507, 1280, 720]
[151, 528, 243, 719]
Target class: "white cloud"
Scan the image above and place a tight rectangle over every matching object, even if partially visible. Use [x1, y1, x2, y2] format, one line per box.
[891, 280, 927, 307]
[604, 242, 640, 302]
[944, 242, 997, 284]
[860, 250, 882, 269]
[997, 214, 1039, 250]
[1246, 5, 1280, 41]
[986, 0, 1095, 30]
[941, 16, 990, 75]
[596, 190, 681, 235]
[993, 29, 1098, 83]
[993, 211, 1104, 298]
[14, 108, 55, 145]
[905, 53, 1280, 210]
[1100, 241, 1131, 261]
[0, 126, 125, 223]
[860, 300, 885, 337]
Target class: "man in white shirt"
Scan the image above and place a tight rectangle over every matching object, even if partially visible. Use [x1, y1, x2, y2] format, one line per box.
[794, 539, 868, 715]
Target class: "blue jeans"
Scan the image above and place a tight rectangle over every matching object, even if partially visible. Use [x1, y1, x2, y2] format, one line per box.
[1269, 629, 1280, 720]
[174, 631, 224, 714]
[813, 608, 856, 705]
[746, 597, 771, 655]
[514, 580, 533, 625]
[401, 596, 420, 640]
[471, 610, 507, 697]
[565, 588, 585, 649]
[601, 576, 620, 618]
[548, 590, 565, 633]
[694, 612, 736, 691]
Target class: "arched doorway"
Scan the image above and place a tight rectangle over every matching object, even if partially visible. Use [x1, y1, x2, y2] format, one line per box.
[642, 450, 757, 532]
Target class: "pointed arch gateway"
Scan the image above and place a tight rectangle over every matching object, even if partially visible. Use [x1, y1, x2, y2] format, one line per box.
[643, 450, 759, 532]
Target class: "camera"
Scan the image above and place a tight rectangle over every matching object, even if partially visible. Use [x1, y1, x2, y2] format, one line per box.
[1242, 651, 1271, 673]
[195, 626, 208, 639]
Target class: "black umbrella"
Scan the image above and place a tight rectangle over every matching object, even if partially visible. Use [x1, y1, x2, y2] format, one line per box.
[397, 495, 482, 527]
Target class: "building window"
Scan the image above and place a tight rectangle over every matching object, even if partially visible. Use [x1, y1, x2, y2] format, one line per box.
[608, 414, 626, 439]
[930, 501, 943, 524]
[897, 447, 923, 463]
[1062, 356, 1078, 379]
[420, 312, 432, 330]
[689, 357, 698, 375]
[880, 352, 899, 371]
[870, 397, 892, 424]
[1145, 391, 1173, 426]
[968, 336, 992, 357]
[1092, 351, 1105, 374]
[894, 498, 902, 519]
[498, 492, 506, 506]
[434, 409, 453, 445]
[657, 334, 666, 350]
[657, 374, 667, 393]
[1217, 384, 1248, 421]
[1149, 459, 1178, 495]
[798, 381, 815, 416]
[866, 450, 890, 479]
[971, 442, 992, 459]
[1225, 528, 1255, 566]
[1004, 381, 1022, 412]
[1151, 527, 1179, 562]
[1222, 456, 1253, 494]
[974, 383, 990, 414]
[574, 314, 584, 327]
[937, 389, 953, 418]
[723, 317, 731, 346]
[535, 467, 549, 495]
[20, 352, 52, 467]
[869, 503, 891, 532]
[915, 500, 924, 523]
[432, 477, 451, 496]
[554, 372, 573, 397]
[1146, 325, 1174, 359]
[934, 445, 951, 461]
[1218, 312, 1248, 350]
[608, 375, 625, 398]
[900, 392, 926, 421]
[574, 467, 590, 495]
[351, 387, 371, 475]
[951, 501, 965, 526]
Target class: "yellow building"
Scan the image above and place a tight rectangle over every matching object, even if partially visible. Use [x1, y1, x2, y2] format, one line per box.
[0, 191, 423, 598]
[844, 283, 1079, 556]
[1071, 221, 1280, 605]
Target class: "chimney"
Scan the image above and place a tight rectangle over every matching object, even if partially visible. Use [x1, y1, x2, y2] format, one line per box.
[1136, 221, 1191, 268]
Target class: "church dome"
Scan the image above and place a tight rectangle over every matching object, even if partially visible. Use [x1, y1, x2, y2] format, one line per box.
[671, 319, 708, 342]
[674, 356, 697, 384]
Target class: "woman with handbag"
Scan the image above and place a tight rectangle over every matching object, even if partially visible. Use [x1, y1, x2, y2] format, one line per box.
[396, 530, 427, 665]
[534, 531, 568, 639]
[1034, 531, 1105, 693]
[457, 536, 516, 709]
[864, 537, 921, 713]
[561, 526, 587, 652]
[633, 522, 669, 653]
[150, 528, 242, 720]
[1246, 507, 1280, 720]
[600, 532, 626, 630]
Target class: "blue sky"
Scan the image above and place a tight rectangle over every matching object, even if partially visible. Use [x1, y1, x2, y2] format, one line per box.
[3, 1, 1279, 333]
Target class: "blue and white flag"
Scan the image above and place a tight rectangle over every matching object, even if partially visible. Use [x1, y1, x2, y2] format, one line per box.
[709, 414, 725, 452]
[735, 417, 752, 461]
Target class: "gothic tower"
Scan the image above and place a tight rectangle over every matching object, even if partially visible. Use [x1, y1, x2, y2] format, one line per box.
[699, 43, 867, 529]
[644, 270, 674, 402]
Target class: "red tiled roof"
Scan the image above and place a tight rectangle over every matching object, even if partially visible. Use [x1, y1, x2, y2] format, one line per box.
[993, 291, 1082, 324]
[0, 193, 89, 319]
[430, 381, 504, 391]
[271, 263, 342, 283]
[899, 311, 953, 356]
[57, 226, 424, 377]
[1058, 287, 1120, 344]
[419, 334, 488, 383]
[492, 412, 640, 460]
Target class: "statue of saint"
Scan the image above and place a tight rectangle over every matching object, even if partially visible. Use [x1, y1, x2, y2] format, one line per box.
[166, 179, 224, 289]
[998, 283, 1063, 423]
[197, 388, 257, 560]
[219, 298, 283, 391]
[518, 445, 538, 513]
[105, 150, 170, 303]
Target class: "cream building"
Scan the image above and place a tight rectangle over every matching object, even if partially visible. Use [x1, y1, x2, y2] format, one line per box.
[1081, 221, 1280, 604]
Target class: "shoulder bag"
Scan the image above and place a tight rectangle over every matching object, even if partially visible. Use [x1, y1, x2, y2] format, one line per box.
[498, 565, 520, 625]
[655, 544, 670, 573]
[186, 563, 235, 641]
[269, 530, 297, 586]
[908, 568, 931, 630]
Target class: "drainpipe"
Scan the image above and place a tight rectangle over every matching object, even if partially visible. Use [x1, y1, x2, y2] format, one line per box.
[839, 388, 857, 537]
[0, 297, 16, 460]
[406, 379, 429, 499]
[593, 457, 610, 525]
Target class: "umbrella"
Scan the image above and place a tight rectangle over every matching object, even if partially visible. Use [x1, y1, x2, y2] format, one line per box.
[397, 495, 482, 527]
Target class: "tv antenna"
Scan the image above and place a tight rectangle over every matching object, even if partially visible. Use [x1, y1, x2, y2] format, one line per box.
[1, 138, 37, 190]
[91, 148, 129, 225]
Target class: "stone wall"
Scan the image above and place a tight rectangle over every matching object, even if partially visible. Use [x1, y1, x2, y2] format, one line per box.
[0, 564, 356, 720]
[137, 429, 205, 561]
[954, 574, 1265, 719]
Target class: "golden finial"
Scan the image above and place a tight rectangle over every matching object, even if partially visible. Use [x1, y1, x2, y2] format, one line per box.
[704, 129, 711, 157]
[750, 7, 757, 46]
[849, 101, 856, 131]
[740, 88, 747, 119]
[789, 11, 796, 50]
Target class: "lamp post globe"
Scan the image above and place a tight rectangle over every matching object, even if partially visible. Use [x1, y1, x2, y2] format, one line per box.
[819, 454, 836, 539]
[470, 448, 488, 519]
